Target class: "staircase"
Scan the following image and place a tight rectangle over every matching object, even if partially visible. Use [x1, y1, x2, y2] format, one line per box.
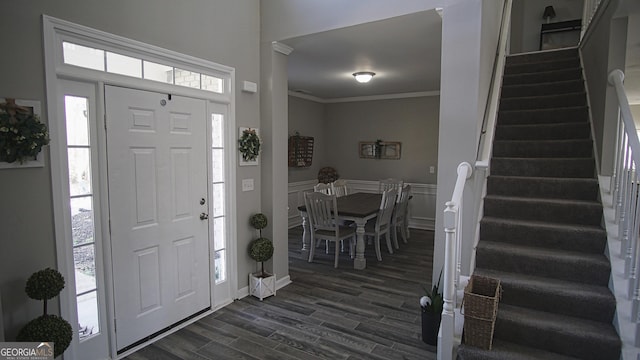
[456, 48, 622, 360]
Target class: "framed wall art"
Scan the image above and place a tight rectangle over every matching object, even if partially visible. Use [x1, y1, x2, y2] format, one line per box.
[359, 141, 401, 160]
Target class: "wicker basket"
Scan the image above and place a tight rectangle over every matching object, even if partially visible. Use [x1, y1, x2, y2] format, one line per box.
[462, 275, 502, 350]
[463, 275, 501, 320]
[463, 316, 497, 350]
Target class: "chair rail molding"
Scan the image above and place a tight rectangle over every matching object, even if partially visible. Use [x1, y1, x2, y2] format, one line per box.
[287, 179, 436, 230]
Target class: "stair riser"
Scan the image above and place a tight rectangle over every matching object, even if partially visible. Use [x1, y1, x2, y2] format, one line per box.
[496, 285, 616, 323]
[480, 219, 606, 253]
[499, 93, 586, 111]
[503, 69, 582, 85]
[492, 140, 593, 158]
[486, 176, 599, 201]
[505, 49, 579, 65]
[495, 123, 591, 140]
[491, 158, 596, 178]
[504, 57, 581, 75]
[498, 107, 588, 125]
[475, 246, 610, 285]
[494, 316, 620, 360]
[484, 197, 602, 226]
[501, 80, 584, 98]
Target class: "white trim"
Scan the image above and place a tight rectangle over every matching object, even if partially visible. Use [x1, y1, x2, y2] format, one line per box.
[43, 15, 237, 360]
[288, 90, 440, 104]
[272, 41, 294, 56]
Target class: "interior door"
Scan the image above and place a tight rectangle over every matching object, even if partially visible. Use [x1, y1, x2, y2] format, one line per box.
[105, 85, 210, 351]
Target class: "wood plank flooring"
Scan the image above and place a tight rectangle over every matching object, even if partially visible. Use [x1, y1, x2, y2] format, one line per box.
[125, 226, 436, 360]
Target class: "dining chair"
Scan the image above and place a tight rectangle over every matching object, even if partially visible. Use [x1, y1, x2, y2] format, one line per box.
[364, 188, 399, 261]
[314, 182, 333, 195]
[331, 179, 348, 197]
[378, 178, 403, 194]
[304, 192, 356, 268]
[392, 184, 411, 248]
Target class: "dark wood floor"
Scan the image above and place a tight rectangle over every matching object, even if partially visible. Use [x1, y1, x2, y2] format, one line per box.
[125, 226, 436, 360]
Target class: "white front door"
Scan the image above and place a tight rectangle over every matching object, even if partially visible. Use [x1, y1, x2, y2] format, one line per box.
[105, 85, 211, 351]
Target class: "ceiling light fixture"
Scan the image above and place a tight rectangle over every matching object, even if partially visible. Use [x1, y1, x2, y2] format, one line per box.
[353, 71, 375, 83]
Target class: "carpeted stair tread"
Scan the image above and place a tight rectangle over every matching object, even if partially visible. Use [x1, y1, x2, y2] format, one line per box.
[457, 338, 581, 360]
[492, 139, 593, 158]
[505, 48, 579, 65]
[480, 216, 606, 253]
[494, 304, 621, 360]
[472, 268, 616, 323]
[491, 157, 595, 178]
[486, 175, 599, 201]
[495, 122, 590, 140]
[502, 68, 582, 86]
[501, 79, 584, 98]
[483, 195, 602, 226]
[498, 106, 589, 125]
[475, 241, 610, 285]
[499, 92, 586, 111]
[504, 56, 580, 75]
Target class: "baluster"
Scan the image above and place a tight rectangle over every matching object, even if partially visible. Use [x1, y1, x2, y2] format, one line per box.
[613, 118, 624, 222]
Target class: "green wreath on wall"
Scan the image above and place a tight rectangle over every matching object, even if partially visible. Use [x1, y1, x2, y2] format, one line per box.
[238, 128, 261, 161]
[0, 99, 50, 164]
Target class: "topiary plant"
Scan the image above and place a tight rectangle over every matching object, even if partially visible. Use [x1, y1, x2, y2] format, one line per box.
[248, 213, 274, 277]
[16, 268, 73, 358]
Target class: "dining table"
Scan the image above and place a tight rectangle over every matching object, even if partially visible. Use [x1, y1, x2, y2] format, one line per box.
[298, 192, 382, 270]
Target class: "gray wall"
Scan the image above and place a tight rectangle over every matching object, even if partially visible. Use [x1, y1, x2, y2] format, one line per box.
[510, 0, 584, 54]
[324, 97, 439, 183]
[288, 97, 328, 182]
[288, 96, 439, 184]
[0, 0, 260, 340]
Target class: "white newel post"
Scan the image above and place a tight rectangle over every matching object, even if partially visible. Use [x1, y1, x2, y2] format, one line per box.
[438, 201, 457, 360]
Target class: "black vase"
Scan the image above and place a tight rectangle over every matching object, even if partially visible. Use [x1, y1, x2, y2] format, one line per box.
[421, 311, 442, 345]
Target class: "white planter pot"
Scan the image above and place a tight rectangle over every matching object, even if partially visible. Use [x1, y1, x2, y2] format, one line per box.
[249, 272, 276, 301]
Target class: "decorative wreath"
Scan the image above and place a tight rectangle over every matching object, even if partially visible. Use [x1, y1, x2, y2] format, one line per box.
[0, 99, 50, 164]
[238, 128, 260, 161]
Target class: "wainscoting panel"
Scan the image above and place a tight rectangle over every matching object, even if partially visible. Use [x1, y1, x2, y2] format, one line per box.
[287, 179, 436, 230]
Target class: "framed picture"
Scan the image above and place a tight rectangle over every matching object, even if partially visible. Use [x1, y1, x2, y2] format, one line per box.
[238, 127, 260, 166]
[0, 98, 45, 169]
[359, 141, 401, 160]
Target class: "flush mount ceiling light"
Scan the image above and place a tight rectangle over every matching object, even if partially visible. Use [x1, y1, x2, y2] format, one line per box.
[353, 71, 376, 83]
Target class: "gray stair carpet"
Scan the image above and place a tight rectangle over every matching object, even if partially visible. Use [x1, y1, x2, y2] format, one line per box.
[456, 47, 621, 360]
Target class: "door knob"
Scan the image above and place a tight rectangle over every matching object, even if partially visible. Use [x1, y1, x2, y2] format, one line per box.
[200, 213, 209, 220]
[200, 198, 206, 205]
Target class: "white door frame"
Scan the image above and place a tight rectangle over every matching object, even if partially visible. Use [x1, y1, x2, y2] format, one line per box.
[43, 15, 237, 360]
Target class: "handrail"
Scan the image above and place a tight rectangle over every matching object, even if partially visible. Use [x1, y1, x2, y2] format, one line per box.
[608, 70, 640, 336]
[476, 0, 512, 168]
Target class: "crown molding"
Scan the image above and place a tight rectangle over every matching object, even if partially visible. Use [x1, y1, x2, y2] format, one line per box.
[272, 41, 293, 55]
[288, 90, 440, 104]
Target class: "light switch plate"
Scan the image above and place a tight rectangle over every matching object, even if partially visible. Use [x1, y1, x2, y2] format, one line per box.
[429, 166, 436, 174]
[242, 178, 254, 191]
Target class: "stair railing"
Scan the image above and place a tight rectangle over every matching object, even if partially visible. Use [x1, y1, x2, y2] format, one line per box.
[438, 162, 472, 360]
[608, 69, 640, 342]
[438, 1, 512, 359]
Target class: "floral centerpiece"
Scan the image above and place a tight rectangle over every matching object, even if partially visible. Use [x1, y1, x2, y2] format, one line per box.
[0, 99, 50, 164]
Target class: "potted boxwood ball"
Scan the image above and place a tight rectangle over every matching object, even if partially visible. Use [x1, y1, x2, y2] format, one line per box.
[17, 268, 73, 358]
[248, 213, 276, 300]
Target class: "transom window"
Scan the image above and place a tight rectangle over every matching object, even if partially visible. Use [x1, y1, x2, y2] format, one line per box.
[62, 42, 225, 93]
